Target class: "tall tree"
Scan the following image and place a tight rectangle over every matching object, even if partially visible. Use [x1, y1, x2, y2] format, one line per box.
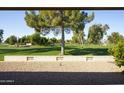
[0, 29, 4, 43]
[25, 10, 92, 55]
[25, 11, 41, 32]
[39, 10, 74, 55]
[72, 11, 94, 45]
[87, 24, 109, 44]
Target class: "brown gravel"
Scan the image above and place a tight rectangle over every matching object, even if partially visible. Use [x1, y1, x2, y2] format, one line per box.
[0, 62, 124, 84]
[0, 61, 123, 72]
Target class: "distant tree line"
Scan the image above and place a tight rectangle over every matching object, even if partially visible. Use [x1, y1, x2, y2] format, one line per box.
[4, 32, 61, 46]
[3, 30, 124, 46]
[72, 24, 124, 45]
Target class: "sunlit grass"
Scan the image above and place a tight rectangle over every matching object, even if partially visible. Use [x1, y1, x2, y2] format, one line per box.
[0, 44, 113, 61]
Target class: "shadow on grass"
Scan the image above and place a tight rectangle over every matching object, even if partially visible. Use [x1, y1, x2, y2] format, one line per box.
[0, 47, 60, 55]
[0, 72, 124, 85]
[0, 46, 109, 55]
[67, 48, 109, 55]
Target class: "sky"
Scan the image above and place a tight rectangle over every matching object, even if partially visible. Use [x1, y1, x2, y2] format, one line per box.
[0, 10, 124, 41]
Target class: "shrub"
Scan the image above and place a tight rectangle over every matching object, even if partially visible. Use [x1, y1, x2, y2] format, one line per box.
[108, 42, 124, 67]
[50, 38, 58, 44]
[30, 32, 41, 45]
[107, 32, 124, 44]
[18, 36, 28, 45]
[30, 33, 49, 45]
[40, 37, 49, 45]
[5, 35, 17, 45]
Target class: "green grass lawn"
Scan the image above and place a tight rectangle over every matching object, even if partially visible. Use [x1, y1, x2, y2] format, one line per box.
[0, 44, 112, 61]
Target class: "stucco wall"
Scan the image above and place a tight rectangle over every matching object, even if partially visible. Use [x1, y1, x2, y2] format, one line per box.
[4, 56, 114, 62]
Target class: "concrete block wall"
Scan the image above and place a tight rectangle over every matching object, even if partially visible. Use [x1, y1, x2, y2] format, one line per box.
[4, 56, 114, 62]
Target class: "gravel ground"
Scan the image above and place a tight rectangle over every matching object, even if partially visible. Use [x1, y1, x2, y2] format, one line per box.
[0, 61, 124, 85]
[0, 61, 123, 72]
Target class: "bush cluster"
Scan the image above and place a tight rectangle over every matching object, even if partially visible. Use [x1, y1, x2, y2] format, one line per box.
[108, 42, 124, 67]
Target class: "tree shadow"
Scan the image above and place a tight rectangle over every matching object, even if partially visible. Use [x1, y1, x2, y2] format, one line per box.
[0, 46, 109, 55]
[67, 48, 109, 55]
[0, 47, 61, 55]
[0, 72, 124, 85]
